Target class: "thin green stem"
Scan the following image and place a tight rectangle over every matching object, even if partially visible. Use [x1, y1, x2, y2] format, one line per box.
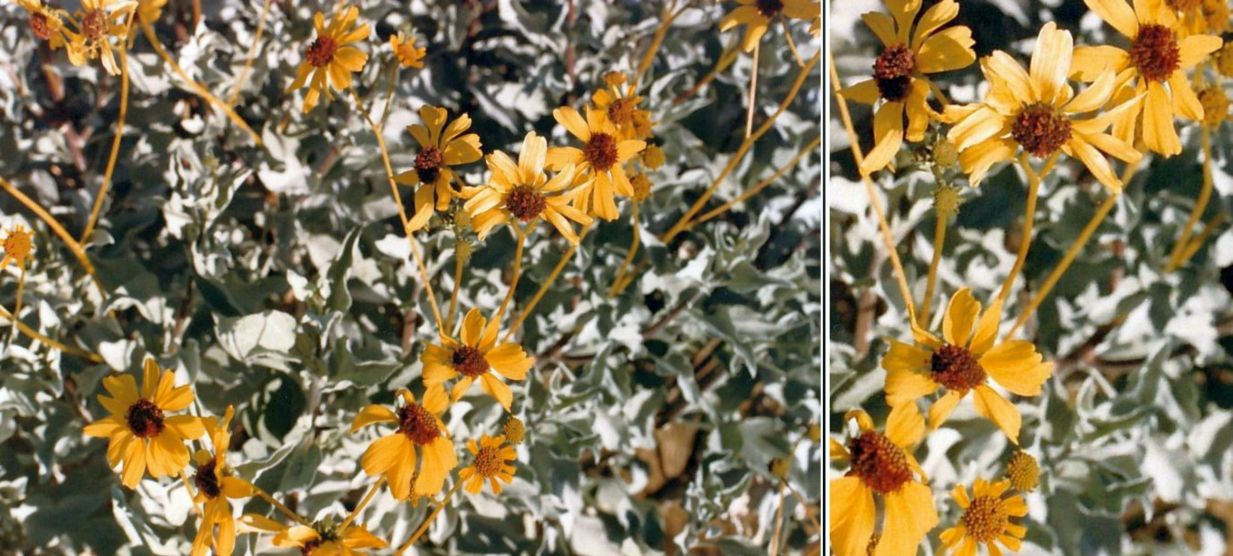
[396, 480, 464, 554]
[340, 478, 384, 529]
[504, 224, 592, 342]
[81, 20, 132, 245]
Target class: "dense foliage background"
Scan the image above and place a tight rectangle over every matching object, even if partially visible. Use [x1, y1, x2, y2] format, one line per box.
[830, 0, 1233, 554]
[0, 0, 821, 553]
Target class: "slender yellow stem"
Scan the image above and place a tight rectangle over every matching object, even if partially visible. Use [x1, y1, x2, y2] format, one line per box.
[827, 53, 917, 323]
[786, 481, 821, 532]
[252, 485, 311, 525]
[767, 481, 788, 556]
[633, 0, 688, 89]
[396, 480, 464, 554]
[1178, 213, 1225, 264]
[1166, 126, 1213, 271]
[691, 135, 820, 227]
[0, 177, 103, 292]
[920, 211, 947, 325]
[661, 51, 819, 244]
[9, 266, 26, 343]
[379, 62, 400, 131]
[445, 236, 466, 332]
[81, 24, 131, 245]
[609, 203, 641, 297]
[995, 154, 1056, 306]
[341, 479, 384, 529]
[782, 19, 806, 67]
[674, 38, 739, 105]
[745, 43, 759, 139]
[496, 226, 527, 323]
[503, 224, 592, 342]
[226, 0, 272, 106]
[0, 303, 103, 362]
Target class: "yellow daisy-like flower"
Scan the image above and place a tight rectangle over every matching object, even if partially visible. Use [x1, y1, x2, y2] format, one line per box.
[1167, 0, 1229, 36]
[1071, 0, 1221, 155]
[190, 406, 254, 556]
[1, 224, 34, 271]
[719, 0, 820, 53]
[830, 406, 938, 556]
[394, 106, 483, 232]
[591, 72, 653, 142]
[462, 131, 592, 245]
[390, 31, 425, 69]
[65, 0, 137, 75]
[83, 358, 205, 488]
[939, 479, 1029, 556]
[546, 106, 646, 221]
[286, 5, 369, 113]
[459, 434, 517, 494]
[882, 288, 1054, 444]
[17, 0, 71, 50]
[422, 308, 533, 411]
[839, 0, 976, 176]
[272, 520, 387, 556]
[351, 387, 457, 499]
[943, 22, 1143, 190]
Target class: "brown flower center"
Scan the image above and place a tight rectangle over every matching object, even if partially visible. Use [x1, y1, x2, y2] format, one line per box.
[451, 345, 490, 378]
[963, 495, 1010, 542]
[300, 541, 322, 555]
[306, 36, 338, 68]
[473, 444, 504, 477]
[193, 459, 222, 499]
[846, 431, 912, 494]
[29, 12, 53, 41]
[81, 9, 106, 41]
[505, 185, 546, 222]
[1010, 104, 1072, 158]
[1130, 24, 1180, 82]
[398, 403, 440, 445]
[756, 0, 784, 18]
[608, 98, 638, 127]
[415, 146, 445, 185]
[126, 399, 165, 438]
[873, 45, 915, 102]
[584, 132, 620, 171]
[930, 344, 988, 392]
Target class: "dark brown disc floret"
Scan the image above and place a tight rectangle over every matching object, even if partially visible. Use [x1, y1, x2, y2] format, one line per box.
[451, 346, 490, 378]
[1130, 24, 1180, 82]
[930, 344, 988, 392]
[1011, 104, 1072, 158]
[584, 132, 619, 171]
[398, 403, 440, 445]
[873, 45, 916, 102]
[505, 185, 546, 222]
[29, 13, 53, 41]
[846, 430, 913, 494]
[415, 146, 445, 185]
[306, 36, 338, 68]
[81, 9, 106, 41]
[193, 459, 222, 499]
[126, 398, 165, 438]
[756, 0, 784, 18]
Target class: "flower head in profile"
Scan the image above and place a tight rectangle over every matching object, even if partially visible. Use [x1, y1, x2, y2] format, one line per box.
[939, 479, 1028, 556]
[286, 5, 369, 113]
[462, 132, 592, 245]
[190, 405, 254, 556]
[17, 0, 71, 50]
[882, 288, 1054, 444]
[547, 106, 645, 221]
[395, 106, 483, 232]
[719, 0, 820, 52]
[83, 358, 205, 488]
[1, 224, 34, 271]
[272, 519, 387, 556]
[422, 308, 533, 411]
[351, 387, 457, 499]
[459, 434, 517, 494]
[1071, 0, 1221, 155]
[390, 31, 425, 69]
[943, 22, 1143, 190]
[65, 0, 137, 75]
[839, 0, 975, 176]
[591, 72, 653, 142]
[830, 405, 937, 556]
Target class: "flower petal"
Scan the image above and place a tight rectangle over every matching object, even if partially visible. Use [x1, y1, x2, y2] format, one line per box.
[973, 384, 1021, 444]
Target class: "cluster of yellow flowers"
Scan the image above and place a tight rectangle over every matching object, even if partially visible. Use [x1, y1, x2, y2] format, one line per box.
[832, 0, 1229, 554]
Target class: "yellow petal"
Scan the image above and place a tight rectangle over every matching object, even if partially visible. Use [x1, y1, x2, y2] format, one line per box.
[480, 373, 514, 411]
[982, 51, 1032, 101]
[553, 106, 590, 142]
[460, 308, 486, 347]
[859, 102, 904, 176]
[875, 482, 939, 556]
[910, 0, 958, 50]
[829, 477, 876, 556]
[981, 341, 1054, 396]
[916, 26, 976, 74]
[350, 404, 398, 432]
[1063, 135, 1121, 191]
[1142, 80, 1181, 156]
[1169, 70, 1203, 121]
[486, 343, 533, 380]
[1064, 70, 1118, 114]
[969, 299, 1002, 356]
[861, 11, 897, 47]
[959, 138, 1015, 186]
[1177, 34, 1221, 69]
[1069, 45, 1129, 81]
[973, 384, 1021, 444]
[885, 402, 925, 449]
[928, 389, 964, 429]
[942, 288, 980, 346]
[1085, 0, 1139, 38]
[839, 79, 880, 105]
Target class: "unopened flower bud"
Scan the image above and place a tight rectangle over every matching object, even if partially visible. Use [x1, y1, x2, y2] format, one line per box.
[934, 185, 962, 220]
[1006, 450, 1040, 492]
[503, 416, 526, 445]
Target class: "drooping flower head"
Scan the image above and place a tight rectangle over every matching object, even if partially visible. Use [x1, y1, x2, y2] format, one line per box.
[462, 132, 592, 245]
[882, 288, 1054, 444]
[719, 0, 821, 52]
[17, 0, 72, 50]
[65, 0, 137, 75]
[944, 22, 1143, 190]
[272, 519, 387, 556]
[394, 106, 483, 232]
[83, 358, 205, 488]
[286, 5, 369, 113]
[351, 387, 457, 499]
[1072, 0, 1221, 155]
[459, 434, 517, 495]
[390, 31, 425, 69]
[830, 405, 937, 556]
[422, 308, 533, 411]
[939, 479, 1029, 555]
[547, 106, 645, 221]
[839, 0, 976, 176]
[190, 405, 255, 556]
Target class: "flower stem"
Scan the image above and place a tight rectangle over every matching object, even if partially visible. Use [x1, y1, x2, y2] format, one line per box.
[0, 303, 102, 362]
[445, 234, 466, 332]
[691, 135, 820, 227]
[180, 470, 202, 515]
[252, 485, 310, 526]
[674, 37, 739, 105]
[226, 0, 272, 106]
[81, 22, 132, 246]
[1166, 126, 1213, 271]
[0, 176, 103, 294]
[781, 19, 807, 67]
[396, 480, 464, 554]
[608, 203, 641, 297]
[632, 0, 690, 88]
[1178, 213, 1224, 265]
[503, 223, 592, 342]
[920, 210, 947, 325]
[495, 226, 526, 323]
[745, 43, 760, 139]
[995, 154, 1057, 306]
[340, 478, 384, 530]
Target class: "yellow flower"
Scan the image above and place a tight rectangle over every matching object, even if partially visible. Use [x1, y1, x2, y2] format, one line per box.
[1071, 0, 1221, 156]
[830, 406, 937, 556]
[1167, 0, 1229, 35]
[350, 387, 457, 499]
[17, 0, 71, 50]
[1218, 41, 1233, 77]
[839, 0, 976, 176]
[939, 479, 1028, 556]
[390, 31, 425, 69]
[882, 288, 1054, 444]
[83, 358, 205, 488]
[1, 224, 34, 271]
[943, 22, 1143, 190]
[286, 5, 369, 113]
[547, 106, 646, 221]
[272, 520, 387, 556]
[459, 434, 517, 494]
[422, 308, 533, 411]
[65, 0, 137, 75]
[190, 406, 255, 556]
[719, 0, 820, 53]
[502, 416, 526, 445]
[462, 131, 592, 245]
[136, 0, 166, 24]
[591, 72, 653, 141]
[393, 106, 482, 232]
